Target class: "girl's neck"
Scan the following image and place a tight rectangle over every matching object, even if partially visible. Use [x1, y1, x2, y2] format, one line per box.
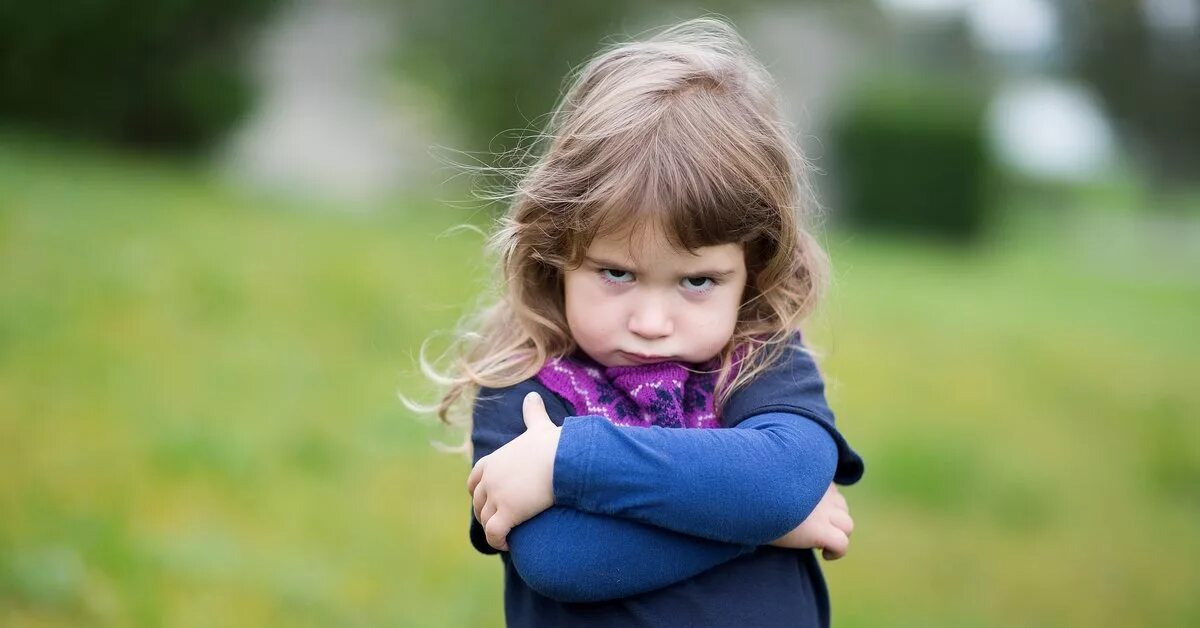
[537, 350, 724, 429]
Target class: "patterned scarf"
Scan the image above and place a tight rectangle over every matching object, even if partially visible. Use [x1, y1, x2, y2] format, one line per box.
[534, 352, 730, 429]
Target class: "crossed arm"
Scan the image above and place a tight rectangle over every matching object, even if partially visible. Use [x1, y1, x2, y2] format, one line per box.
[469, 379, 842, 603]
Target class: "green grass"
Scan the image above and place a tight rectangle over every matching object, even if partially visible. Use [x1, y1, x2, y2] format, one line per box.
[1, 138, 1198, 626]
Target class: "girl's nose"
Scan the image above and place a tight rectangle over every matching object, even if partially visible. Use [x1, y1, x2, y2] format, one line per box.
[628, 297, 673, 339]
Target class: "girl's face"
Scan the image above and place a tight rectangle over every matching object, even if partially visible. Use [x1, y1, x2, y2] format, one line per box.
[563, 225, 747, 367]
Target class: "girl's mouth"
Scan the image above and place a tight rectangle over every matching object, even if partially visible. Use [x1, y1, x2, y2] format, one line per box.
[620, 351, 673, 364]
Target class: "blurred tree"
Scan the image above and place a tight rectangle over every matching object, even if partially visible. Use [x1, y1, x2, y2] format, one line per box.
[829, 73, 994, 241]
[0, 0, 282, 151]
[1058, 0, 1200, 187]
[394, 1, 818, 174]
[396, 0, 638, 159]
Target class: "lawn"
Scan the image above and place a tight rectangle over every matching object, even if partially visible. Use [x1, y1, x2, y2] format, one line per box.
[1, 139, 1197, 626]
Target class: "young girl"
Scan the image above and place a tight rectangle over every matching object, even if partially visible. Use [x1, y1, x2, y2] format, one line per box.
[419, 17, 864, 627]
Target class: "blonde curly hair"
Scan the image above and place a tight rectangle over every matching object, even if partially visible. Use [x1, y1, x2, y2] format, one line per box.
[407, 16, 830, 454]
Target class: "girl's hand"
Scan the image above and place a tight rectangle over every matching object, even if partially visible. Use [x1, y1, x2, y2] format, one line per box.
[467, 392, 561, 551]
[768, 484, 854, 560]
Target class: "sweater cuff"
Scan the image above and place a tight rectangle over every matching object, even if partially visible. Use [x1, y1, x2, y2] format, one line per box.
[553, 416, 600, 509]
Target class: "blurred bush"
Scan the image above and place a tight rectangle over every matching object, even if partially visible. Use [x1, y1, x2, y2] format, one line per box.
[396, 0, 637, 158]
[1061, 0, 1200, 188]
[0, 0, 282, 151]
[830, 74, 993, 241]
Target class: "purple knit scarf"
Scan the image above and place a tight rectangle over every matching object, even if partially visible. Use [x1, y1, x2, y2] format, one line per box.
[535, 352, 730, 429]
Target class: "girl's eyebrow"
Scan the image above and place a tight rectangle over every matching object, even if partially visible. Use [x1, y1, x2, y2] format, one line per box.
[692, 268, 737, 278]
[584, 256, 737, 278]
[584, 255, 633, 270]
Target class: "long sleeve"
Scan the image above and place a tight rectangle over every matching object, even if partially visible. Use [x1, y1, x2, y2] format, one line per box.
[553, 411, 838, 545]
[505, 506, 753, 603]
[719, 339, 865, 486]
[470, 379, 754, 602]
[550, 338, 864, 546]
[467, 338, 867, 601]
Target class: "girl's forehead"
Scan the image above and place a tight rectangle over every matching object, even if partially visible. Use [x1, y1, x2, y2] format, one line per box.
[584, 227, 744, 271]
[588, 214, 691, 257]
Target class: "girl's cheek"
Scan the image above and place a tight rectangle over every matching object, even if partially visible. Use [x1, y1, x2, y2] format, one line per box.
[567, 281, 621, 341]
[699, 293, 740, 338]
[590, 300, 623, 336]
[590, 280, 627, 312]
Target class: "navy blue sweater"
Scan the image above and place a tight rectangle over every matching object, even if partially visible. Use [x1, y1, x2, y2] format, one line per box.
[469, 343, 865, 627]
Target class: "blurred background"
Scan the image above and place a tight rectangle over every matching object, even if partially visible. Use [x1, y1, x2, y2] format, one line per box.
[1, 0, 1197, 625]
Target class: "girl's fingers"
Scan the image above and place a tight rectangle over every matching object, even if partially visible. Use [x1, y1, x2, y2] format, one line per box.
[820, 528, 850, 560]
[480, 502, 498, 527]
[467, 457, 486, 495]
[522, 392, 552, 430]
[468, 456, 487, 497]
[472, 483, 488, 522]
[485, 513, 514, 551]
[830, 509, 855, 537]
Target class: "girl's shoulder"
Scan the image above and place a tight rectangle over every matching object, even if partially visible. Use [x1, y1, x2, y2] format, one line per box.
[726, 336, 866, 485]
[723, 337, 834, 428]
[473, 377, 573, 429]
[468, 377, 576, 466]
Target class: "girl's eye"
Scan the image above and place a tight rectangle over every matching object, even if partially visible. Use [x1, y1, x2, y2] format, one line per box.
[600, 269, 634, 284]
[681, 276, 715, 293]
